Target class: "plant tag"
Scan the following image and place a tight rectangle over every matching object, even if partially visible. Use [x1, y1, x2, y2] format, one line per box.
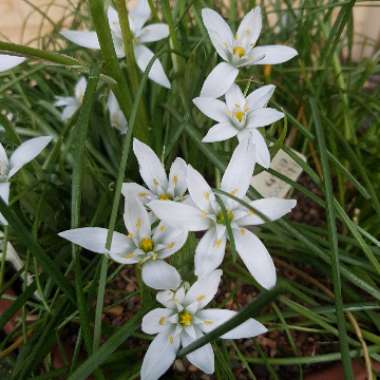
[251, 149, 306, 198]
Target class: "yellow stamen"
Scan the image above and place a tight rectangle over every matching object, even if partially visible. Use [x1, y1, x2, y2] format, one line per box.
[233, 46, 246, 58]
[140, 237, 154, 253]
[196, 295, 205, 302]
[159, 193, 172, 200]
[179, 311, 193, 326]
[234, 110, 245, 122]
[216, 210, 234, 225]
[166, 242, 175, 249]
[159, 316, 166, 325]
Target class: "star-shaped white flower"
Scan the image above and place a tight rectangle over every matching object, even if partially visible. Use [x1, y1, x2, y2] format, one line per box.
[0, 54, 25, 72]
[61, 0, 171, 88]
[108, 91, 128, 134]
[54, 77, 87, 121]
[140, 270, 267, 380]
[122, 139, 188, 206]
[59, 195, 188, 290]
[200, 7, 298, 98]
[149, 139, 296, 289]
[0, 136, 52, 224]
[194, 83, 283, 168]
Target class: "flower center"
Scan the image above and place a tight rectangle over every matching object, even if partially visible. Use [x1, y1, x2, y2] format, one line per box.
[139, 237, 154, 253]
[233, 46, 246, 58]
[159, 193, 172, 200]
[216, 209, 234, 225]
[234, 110, 245, 122]
[179, 310, 193, 326]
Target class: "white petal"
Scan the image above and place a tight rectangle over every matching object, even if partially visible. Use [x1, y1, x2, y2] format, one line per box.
[0, 142, 9, 168]
[134, 45, 171, 89]
[249, 45, 298, 65]
[182, 329, 214, 374]
[61, 105, 79, 121]
[139, 23, 169, 43]
[58, 227, 131, 256]
[168, 157, 187, 198]
[225, 84, 246, 111]
[192, 97, 229, 123]
[108, 91, 128, 134]
[0, 55, 25, 72]
[185, 269, 222, 308]
[200, 62, 238, 98]
[236, 7, 262, 47]
[238, 198, 297, 226]
[241, 128, 270, 169]
[133, 138, 168, 193]
[201, 8, 233, 61]
[194, 229, 226, 277]
[221, 139, 256, 198]
[122, 182, 154, 205]
[234, 228, 276, 289]
[8, 136, 52, 178]
[246, 85, 275, 111]
[141, 327, 179, 380]
[124, 194, 151, 239]
[202, 123, 238, 143]
[149, 200, 210, 231]
[198, 308, 267, 339]
[129, 0, 151, 34]
[0, 182, 10, 225]
[54, 96, 77, 108]
[187, 165, 215, 213]
[156, 289, 176, 308]
[60, 30, 101, 49]
[153, 223, 188, 258]
[248, 108, 284, 128]
[107, 7, 121, 36]
[74, 77, 87, 102]
[142, 308, 174, 334]
[142, 260, 181, 290]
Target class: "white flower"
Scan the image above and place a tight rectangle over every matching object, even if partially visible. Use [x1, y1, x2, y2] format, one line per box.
[54, 77, 87, 121]
[149, 139, 296, 289]
[200, 7, 298, 98]
[0, 136, 52, 224]
[141, 270, 267, 380]
[194, 83, 283, 168]
[59, 195, 188, 290]
[0, 54, 25, 72]
[108, 91, 128, 134]
[61, 0, 171, 88]
[122, 139, 188, 206]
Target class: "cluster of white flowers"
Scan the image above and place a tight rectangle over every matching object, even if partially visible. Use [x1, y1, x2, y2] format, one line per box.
[0, 2, 298, 379]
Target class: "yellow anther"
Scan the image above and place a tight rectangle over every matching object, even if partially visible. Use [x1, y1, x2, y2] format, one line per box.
[138, 191, 149, 198]
[166, 242, 175, 249]
[172, 175, 178, 184]
[135, 218, 142, 230]
[216, 210, 234, 225]
[140, 237, 154, 253]
[159, 193, 172, 200]
[168, 335, 174, 344]
[234, 110, 245, 122]
[159, 224, 166, 232]
[179, 311, 193, 327]
[159, 316, 166, 325]
[204, 192, 210, 200]
[233, 46, 246, 58]
[240, 228, 246, 236]
[203, 320, 213, 325]
[196, 295, 205, 302]
[125, 252, 135, 259]
[214, 239, 223, 248]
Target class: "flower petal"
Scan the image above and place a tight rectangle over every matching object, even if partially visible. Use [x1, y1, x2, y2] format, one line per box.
[8, 136, 52, 178]
[0, 142, 9, 168]
[107, 6, 121, 36]
[129, 0, 151, 34]
[181, 329, 214, 374]
[202, 123, 238, 143]
[134, 45, 171, 89]
[239, 128, 270, 169]
[107, 91, 128, 134]
[225, 84, 246, 111]
[60, 30, 101, 49]
[149, 200, 210, 231]
[194, 229, 226, 277]
[200, 62, 238, 98]
[201, 8, 233, 61]
[185, 269, 222, 308]
[58, 227, 131, 255]
[133, 138, 168, 194]
[246, 85, 275, 111]
[233, 228, 276, 289]
[122, 182, 154, 206]
[249, 45, 298, 65]
[0, 55, 25, 72]
[140, 327, 179, 380]
[168, 157, 187, 198]
[221, 139, 256, 198]
[124, 194, 151, 240]
[142, 308, 174, 335]
[247, 108, 284, 128]
[54, 96, 76, 108]
[192, 97, 229, 123]
[153, 223, 188, 259]
[187, 165, 215, 213]
[238, 198, 297, 226]
[61, 105, 79, 121]
[198, 308, 267, 339]
[142, 260, 181, 290]
[139, 23, 169, 43]
[74, 77, 87, 102]
[0, 182, 10, 225]
[236, 7, 262, 47]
